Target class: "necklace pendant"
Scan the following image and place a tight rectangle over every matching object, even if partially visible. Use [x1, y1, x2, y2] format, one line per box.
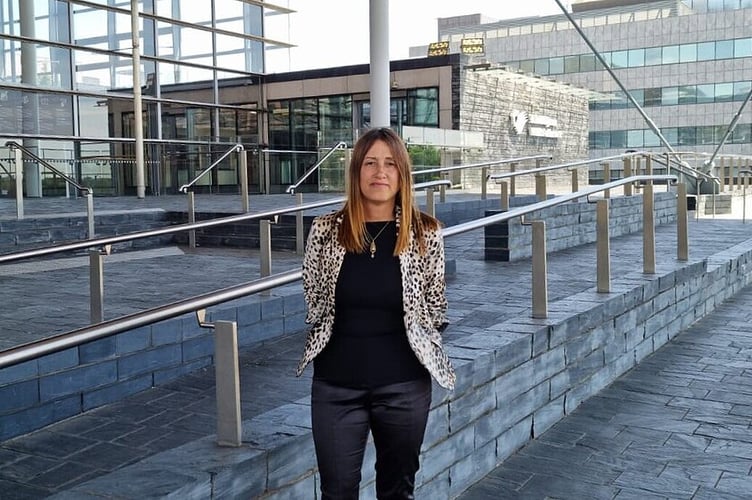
[369, 241, 376, 258]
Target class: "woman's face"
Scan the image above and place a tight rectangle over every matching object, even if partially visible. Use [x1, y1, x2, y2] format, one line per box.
[359, 139, 400, 208]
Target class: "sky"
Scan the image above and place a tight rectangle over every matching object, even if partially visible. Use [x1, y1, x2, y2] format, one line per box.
[265, 0, 571, 73]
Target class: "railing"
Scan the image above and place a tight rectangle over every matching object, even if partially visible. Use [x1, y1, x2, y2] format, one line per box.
[179, 144, 247, 247]
[285, 141, 348, 195]
[5, 141, 96, 238]
[0, 174, 682, 444]
[418, 154, 552, 201]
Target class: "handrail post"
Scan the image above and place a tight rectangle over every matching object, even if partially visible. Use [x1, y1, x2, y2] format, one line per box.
[481, 166, 488, 200]
[596, 199, 610, 293]
[214, 320, 242, 447]
[677, 183, 689, 261]
[743, 172, 749, 224]
[623, 157, 632, 196]
[602, 162, 611, 199]
[500, 181, 509, 210]
[86, 191, 95, 239]
[426, 188, 436, 217]
[509, 163, 517, 196]
[532, 220, 548, 318]
[570, 169, 578, 193]
[260, 219, 272, 295]
[535, 174, 547, 202]
[187, 190, 196, 248]
[14, 146, 24, 219]
[89, 249, 105, 324]
[295, 193, 304, 255]
[720, 157, 727, 192]
[643, 183, 655, 274]
[439, 171, 447, 203]
[239, 149, 249, 213]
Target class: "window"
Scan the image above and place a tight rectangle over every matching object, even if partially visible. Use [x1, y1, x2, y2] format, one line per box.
[629, 89, 645, 107]
[610, 50, 628, 68]
[580, 54, 596, 72]
[645, 47, 662, 65]
[407, 88, 438, 127]
[735, 38, 752, 57]
[644, 130, 660, 147]
[644, 88, 662, 106]
[662, 45, 679, 64]
[564, 55, 580, 73]
[731, 123, 751, 143]
[678, 127, 696, 146]
[716, 83, 734, 101]
[662, 86, 679, 105]
[663, 128, 678, 145]
[678, 85, 696, 104]
[697, 42, 715, 61]
[519, 60, 535, 73]
[611, 130, 627, 149]
[627, 129, 643, 148]
[716, 40, 734, 58]
[734, 81, 752, 101]
[534, 58, 550, 75]
[628, 49, 645, 67]
[679, 43, 697, 62]
[549, 57, 564, 75]
[696, 126, 715, 145]
[696, 84, 714, 103]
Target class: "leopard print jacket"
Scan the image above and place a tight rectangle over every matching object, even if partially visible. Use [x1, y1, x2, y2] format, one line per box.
[296, 208, 456, 390]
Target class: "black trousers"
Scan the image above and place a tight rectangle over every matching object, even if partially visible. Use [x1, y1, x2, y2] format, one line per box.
[311, 377, 432, 500]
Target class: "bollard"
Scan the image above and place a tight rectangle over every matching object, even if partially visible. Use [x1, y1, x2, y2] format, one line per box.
[643, 183, 655, 274]
[481, 166, 488, 200]
[596, 199, 610, 293]
[531, 220, 548, 319]
[296, 193, 304, 255]
[260, 219, 272, 295]
[214, 320, 242, 447]
[240, 149, 249, 213]
[89, 250, 105, 324]
[426, 188, 435, 217]
[86, 191, 95, 239]
[188, 191, 196, 248]
[623, 157, 632, 196]
[500, 181, 509, 211]
[677, 183, 689, 261]
[14, 147, 23, 219]
[535, 174, 547, 202]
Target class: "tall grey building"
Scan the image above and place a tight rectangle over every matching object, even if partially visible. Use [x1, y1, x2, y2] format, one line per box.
[421, 0, 752, 163]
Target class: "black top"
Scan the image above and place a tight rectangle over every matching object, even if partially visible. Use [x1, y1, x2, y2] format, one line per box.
[313, 221, 429, 388]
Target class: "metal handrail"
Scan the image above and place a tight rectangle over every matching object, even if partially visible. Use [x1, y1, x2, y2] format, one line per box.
[0, 174, 677, 369]
[416, 155, 551, 177]
[0, 179, 450, 265]
[286, 141, 348, 194]
[5, 141, 91, 195]
[179, 143, 244, 193]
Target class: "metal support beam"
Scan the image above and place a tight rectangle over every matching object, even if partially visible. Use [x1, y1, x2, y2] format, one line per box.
[369, 0, 390, 128]
[131, 0, 146, 199]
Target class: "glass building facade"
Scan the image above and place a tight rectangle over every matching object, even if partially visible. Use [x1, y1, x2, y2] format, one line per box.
[431, 0, 752, 161]
[0, 0, 289, 196]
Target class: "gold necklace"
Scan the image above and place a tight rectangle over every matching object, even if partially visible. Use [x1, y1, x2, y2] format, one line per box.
[364, 221, 391, 259]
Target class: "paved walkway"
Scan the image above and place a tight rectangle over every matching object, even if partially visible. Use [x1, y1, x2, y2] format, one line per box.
[1, 193, 752, 498]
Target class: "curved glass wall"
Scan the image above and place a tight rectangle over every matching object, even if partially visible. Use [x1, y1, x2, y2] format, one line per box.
[0, 0, 286, 196]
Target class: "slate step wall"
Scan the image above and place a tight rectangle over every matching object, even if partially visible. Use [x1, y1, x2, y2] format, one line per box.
[49, 230, 752, 499]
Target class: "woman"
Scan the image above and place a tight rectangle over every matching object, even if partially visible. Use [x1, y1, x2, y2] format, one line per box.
[297, 127, 455, 499]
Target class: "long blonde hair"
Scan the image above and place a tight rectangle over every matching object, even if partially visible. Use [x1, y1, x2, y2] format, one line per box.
[338, 127, 439, 255]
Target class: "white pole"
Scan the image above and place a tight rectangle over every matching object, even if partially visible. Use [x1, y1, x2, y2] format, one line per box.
[369, 0, 390, 128]
[131, 0, 146, 198]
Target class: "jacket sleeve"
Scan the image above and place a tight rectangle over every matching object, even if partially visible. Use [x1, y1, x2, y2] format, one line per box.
[302, 217, 324, 325]
[424, 226, 448, 331]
